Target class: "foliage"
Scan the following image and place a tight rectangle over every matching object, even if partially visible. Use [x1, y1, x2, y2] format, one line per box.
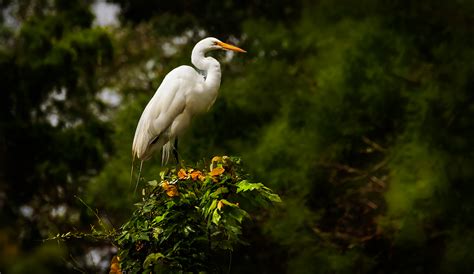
[107, 0, 300, 36]
[115, 156, 280, 273]
[2, 0, 474, 273]
[92, 0, 474, 272]
[0, 0, 114, 272]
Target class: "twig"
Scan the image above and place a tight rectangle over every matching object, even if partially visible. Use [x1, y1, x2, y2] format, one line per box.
[75, 195, 108, 234]
[362, 136, 387, 153]
[318, 163, 364, 175]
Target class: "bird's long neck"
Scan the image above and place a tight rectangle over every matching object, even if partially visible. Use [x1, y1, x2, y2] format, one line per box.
[191, 48, 221, 92]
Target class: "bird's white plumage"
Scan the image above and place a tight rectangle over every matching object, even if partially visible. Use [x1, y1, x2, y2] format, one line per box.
[132, 37, 245, 163]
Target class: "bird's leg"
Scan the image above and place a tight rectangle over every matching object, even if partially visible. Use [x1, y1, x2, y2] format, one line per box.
[134, 160, 144, 195]
[173, 138, 179, 164]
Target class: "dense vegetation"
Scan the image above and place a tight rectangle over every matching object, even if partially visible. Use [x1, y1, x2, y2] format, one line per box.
[0, 0, 473, 273]
[116, 156, 280, 272]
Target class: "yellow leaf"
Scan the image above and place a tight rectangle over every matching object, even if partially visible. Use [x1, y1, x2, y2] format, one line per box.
[211, 156, 222, 163]
[178, 168, 188, 179]
[209, 166, 225, 176]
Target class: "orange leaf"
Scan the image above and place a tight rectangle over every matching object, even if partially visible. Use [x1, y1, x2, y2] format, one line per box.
[217, 200, 224, 210]
[166, 186, 179, 197]
[190, 170, 203, 181]
[166, 185, 179, 197]
[178, 168, 188, 179]
[209, 166, 225, 176]
[110, 256, 122, 274]
[161, 181, 179, 197]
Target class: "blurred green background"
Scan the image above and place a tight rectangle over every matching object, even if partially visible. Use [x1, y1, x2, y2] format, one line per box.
[1, 0, 473, 273]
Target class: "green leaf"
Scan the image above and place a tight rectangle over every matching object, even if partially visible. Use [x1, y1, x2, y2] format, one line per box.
[210, 187, 229, 198]
[207, 199, 217, 216]
[159, 170, 167, 180]
[153, 227, 163, 240]
[228, 207, 250, 223]
[148, 180, 158, 187]
[143, 252, 165, 268]
[136, 232, 150, 241]
[212, 209, 221, 225]
[265, 193, 282, 203]
[153, 212, 169, 224]
[236, 180, 265, 192]
[220, 199, 239, 207]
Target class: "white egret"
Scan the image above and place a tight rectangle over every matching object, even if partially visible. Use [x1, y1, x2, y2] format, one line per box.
[132, 37, 246, 167]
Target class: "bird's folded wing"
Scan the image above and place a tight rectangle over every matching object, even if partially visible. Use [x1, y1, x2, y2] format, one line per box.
[132, 76, 186, 159]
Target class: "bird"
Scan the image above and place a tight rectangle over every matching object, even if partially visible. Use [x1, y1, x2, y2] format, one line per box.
[132, 37, 246, 168]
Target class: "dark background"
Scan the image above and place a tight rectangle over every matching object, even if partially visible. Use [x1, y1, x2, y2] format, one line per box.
[0, 0, 473, 273]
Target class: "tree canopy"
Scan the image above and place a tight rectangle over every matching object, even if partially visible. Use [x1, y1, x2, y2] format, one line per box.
[1, 0, 473, 273]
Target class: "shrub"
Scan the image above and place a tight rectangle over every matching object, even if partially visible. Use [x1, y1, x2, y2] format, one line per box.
[93, 156, 280, 273]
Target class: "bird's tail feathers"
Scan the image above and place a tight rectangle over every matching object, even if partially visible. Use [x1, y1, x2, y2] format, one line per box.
[162, 141, 173, 165]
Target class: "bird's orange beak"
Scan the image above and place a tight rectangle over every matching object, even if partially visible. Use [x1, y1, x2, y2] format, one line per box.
[216, 41, 247, 53]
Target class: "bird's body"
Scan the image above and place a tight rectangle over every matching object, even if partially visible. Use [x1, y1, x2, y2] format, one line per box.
[132, 65, 218, 162]
[132, 37, 245, 164]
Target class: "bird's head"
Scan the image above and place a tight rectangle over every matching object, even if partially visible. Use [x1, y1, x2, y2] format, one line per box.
[197, 37, 246, 53]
